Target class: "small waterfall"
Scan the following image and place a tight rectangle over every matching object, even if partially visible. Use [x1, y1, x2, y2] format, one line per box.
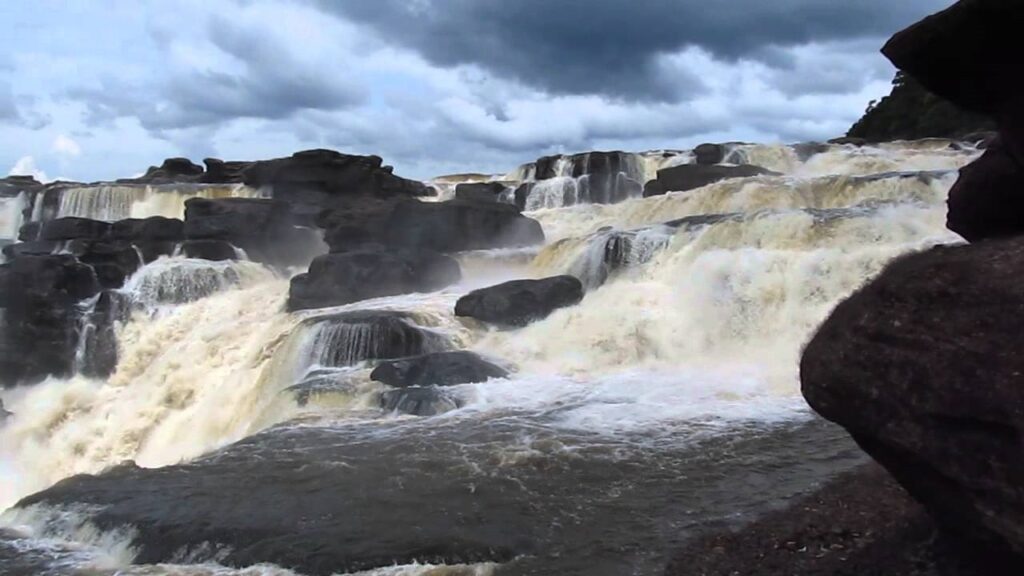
[54, 183, 266, 222]
[563, 224, 679, 289]
[0, 192, 29, 240]
[121, 257, 276, 308]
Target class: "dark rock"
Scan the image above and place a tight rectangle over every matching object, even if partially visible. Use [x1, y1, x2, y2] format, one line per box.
[455, 275, 584, 327]
[39, 217, 111, 242]
[793, 142, 830, 162]
[518, 152, 645, 207]
[287, 248, 461, 311]
[66, 240, 142, 289]
[801, 237, 1024, 560]
[383, 200, 544, 253]
[109, 217, 184, 242]
[371, 351, 509, 388]
[200, 158, 252, 184]
[17, 221, 41, 242]
[323, 226, 375, 253]
[827, 137, 868, 146]
[0, 254, 101, 386]
[380, 386, 462, 416]
[181, 240, 237, 261]
[2, 241, 58, 259]
[299, 311, 448, 368]
[694, 143, 726, 165]
[129, 158, 204, 184]
[78, 290, 132, 379]
[643, 164, 776, 197]
[286, 370, 358, 407]
[454, 182, 509, 203]
[183, 198, 310, 267]
[0, 175, 43, 196]
[946, 138, 1024, 242]
[961, 131, 998, 148]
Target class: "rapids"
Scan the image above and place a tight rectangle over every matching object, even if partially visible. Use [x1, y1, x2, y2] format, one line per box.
[0, 140, 977, 575]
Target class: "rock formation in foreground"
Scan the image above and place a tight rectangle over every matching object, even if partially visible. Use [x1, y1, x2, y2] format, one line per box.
[802, 0, 1024, 568]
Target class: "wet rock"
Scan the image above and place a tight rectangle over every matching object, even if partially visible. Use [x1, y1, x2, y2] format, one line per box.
[827, 137, 868, 147]
[380, 386, 462, 416]
[17, 221, 40, 242]
[66, 240, 142, 289]
[0, 175, 43, 196]
[0, 254, 101, 386]
[200, 158, 252, 184]
[323, 225, 375, 253]
[454, 182, 509, 203]
[801, 237, 1024, 560]
[517, 151, 646, 208]
[383, 199, 544, 253]
[184, 197, 309, 267]
[78, 290, 132, 379]
[286, 369, 358, 407]
[694, 143, 726, 165]
[371, 351, 509, 388]
[946, 138, 1024, 242]
[793, 142, 830, 161]
[38, 217, 111, 242]
[181, 240, 237, 261]
[300, 311, 448, 367]
[132, 157, 204, 183]
[109, 217, 184, 242]
[287, 248, 461, 311]
[455, 275, 584, 327]
[642, 164, 775, 197]
[2, 241, 58, 259]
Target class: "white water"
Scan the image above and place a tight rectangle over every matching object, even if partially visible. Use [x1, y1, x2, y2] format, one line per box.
[0, 140, 977, 574]
[0, 192, 29, 240]
[54, 183, 266, 221]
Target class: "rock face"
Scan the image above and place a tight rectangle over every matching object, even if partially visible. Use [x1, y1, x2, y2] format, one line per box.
[383, 200, 544, 253]
[0, 255, 101, 386]
[946, 137, 1024, 242]
[454, 182, 510, 203]
[693, 143, 726, 165]
[181, 240, 237, 261]
[370, 351, 509, 388]
[39, 217, 112, 241]
[801, 239, 1024, 560]
[642, 164, 775, 197]
[131, 158, 204, 184]
[455, 276, 584, 327]
[287, 249, 461, 311]
[379, 387, 462, 416]
[183, 198, 316, 267]
[515, 151, 646, 208]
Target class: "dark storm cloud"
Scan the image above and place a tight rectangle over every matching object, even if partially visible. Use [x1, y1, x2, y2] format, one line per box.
[315, 0, 949, 99]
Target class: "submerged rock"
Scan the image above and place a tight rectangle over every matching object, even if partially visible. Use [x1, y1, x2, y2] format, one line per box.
[287, 249, 461, 311]
[380, 386, 462, 416]
[371, 351, 509, 388]
[383, 199, 544, 253]
[642, 164, 775, 197]
[801, 238, 1024, 561]
[299, 311, 448, 367]
[455, 276, 584, 327]
[181, 240, 238, 262]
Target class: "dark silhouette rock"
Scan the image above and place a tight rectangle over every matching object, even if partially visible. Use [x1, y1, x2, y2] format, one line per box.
[694, 143, 726, 165]
[182, 240, 238, 261]
[455, 276, 584, 327]
[184, 197, 312, 267]
[39, 217, 111, 241]
[323, 225, 375, 253]
[200, 158, 252, 184]
[946, 138, 1024, 242]
[383, 200, 544, 253]
[300, 311, 448, 367]
[827, 137, 868, 147]
[288, 249, 461, 311]
[109, 217, 184, 242]
[371, 351, 509, 388]
[2, 241, 57, 259]
[801, 238, 1024, 560]
[454, 182, 509, 203]
[66, 240, 142, 289]
[18, 221, 41, 242]
[0, 254, 101, 386]
[78, 290, 132, 379]
[643, 164, 775, 197]
[793, 142, 830, 162]
[380, 386, 462, 416]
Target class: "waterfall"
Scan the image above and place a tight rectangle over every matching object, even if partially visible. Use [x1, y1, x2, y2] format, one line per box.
[0, 192, 29, 241]
[54, 183, 266, 222]
[121, 257, 276, 308]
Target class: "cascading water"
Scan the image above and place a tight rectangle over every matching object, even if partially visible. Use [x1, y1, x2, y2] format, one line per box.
[53, 183, 266, 222]
[0, 140, 980, 575]
[0, 192, 29, 241]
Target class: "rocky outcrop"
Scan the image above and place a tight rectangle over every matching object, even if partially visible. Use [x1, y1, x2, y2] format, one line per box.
[77, 290, 131, 379]
[300, 311, 448, 367]
[39, 217, 111, 241]
[801, 239, 1024, 561]
[515, 151, 646, 208]
[642, 164, 775, 197]
[200, 158, 252, 184]
[379, 386, 462, 416]
[183, 198, 316, 267]
[945, 137, 1024, 242]
[66, 240, 142, 289]
[287, 249, 461, 311]
[370, 351, 509, 388]
[454, 182, 510, 203]
[693, 143, 726, 165]
[130, 158, 204, 184]
[0, 254, 101, 386]
[382, 200, 544, 253]
[181, 240, 237, 261]
[455, 276, 584, 327]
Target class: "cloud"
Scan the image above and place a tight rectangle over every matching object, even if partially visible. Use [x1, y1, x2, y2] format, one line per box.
[52, 134, 81, 157]
[315, 0, 948, 99]
[8, 156, 50, 182]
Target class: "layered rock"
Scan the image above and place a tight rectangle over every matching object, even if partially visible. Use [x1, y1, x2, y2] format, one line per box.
[379, 387, 462, 416]
[454, 182, 510, 203]
[514, 151, 646, 209]
[801, 239, 1024, 560]
[455, 276, 584, 327]
[946, 137, 1024, 242]
[382, 200, 544, 253]
[642, 164, 775, 197]
[183, 198, 317, 267]
[370, 351, 509, 388]
[287, 249, 461, 311]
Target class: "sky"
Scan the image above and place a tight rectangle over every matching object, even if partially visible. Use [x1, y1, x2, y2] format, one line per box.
[0, 0, 952, 182]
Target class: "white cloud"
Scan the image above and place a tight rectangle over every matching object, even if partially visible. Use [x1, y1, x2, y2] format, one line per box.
[52, 134, 81, 157]
[9, 156, 50, 183]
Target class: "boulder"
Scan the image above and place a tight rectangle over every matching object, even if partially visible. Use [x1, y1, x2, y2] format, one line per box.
[183, 197, 307, 267]
[946, 138, 1024, 242]
[66, 240, 142, 289]
[39, 217, 111, 241]
[454, 182, 510, 203]
[454, 276, 584, 327]
[323, 225, 375, 253]
[18, 221, 41, 242]
[380, 386, 462, 416]
[133, 158, 204, 183]
[694, 143, 726, 165]
[383, 200, 544, 253]
[200, 158, 252, 184]
[300, 311, 448, 367]
[287, 248, 461, 311]
[181, 240, 238, 261]
[109, 217, 184, 242]
[642, 164, 776, 197]
[801, 237, 1024, 560]
[370, 351, 509, 388]
[827, 137, 868, 147]
[517, 152, 645, 207]
[793, 142, 830, 161]
[2, 241, 57, 259]
[0, 254, 101, 386]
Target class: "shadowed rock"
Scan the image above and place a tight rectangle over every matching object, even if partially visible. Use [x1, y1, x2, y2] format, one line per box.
[371, 351, 509, 388]
[383, 200, 544, 253]
[643, 164, 775, 197]
[455, 276, 584, 327]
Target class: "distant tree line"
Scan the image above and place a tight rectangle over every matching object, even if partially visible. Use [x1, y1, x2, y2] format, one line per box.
[847, 72, 994, 141]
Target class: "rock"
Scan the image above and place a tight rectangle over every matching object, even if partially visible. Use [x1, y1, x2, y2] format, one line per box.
[694, 143, 726, 165]
[946, 138, 1024, 242]
[183, 198, 308, 267]
[383, 200, 544, 253]
[78, 290, 132, 379]
[371, 351, 509, 388]
[827, 137, 868, 146]
[109, 217, 184, 242]
[66, 240, 142, 289]
[793, 142, 830, 162]
[801, 237, 1024, 560]
[643, 164, 776, 197]
[454, 182, 510, 203]
[0, 175, 43, 196]
[134, 158, 204, 183]
[286, 369, 358, 407]
[181, 240, 238, 261]
[200, 158, 252, 184]
[323, 225, 375, 253]
[380, 386, 462, 416]
[300, 311, 448, 367]
[287, 248, 461, 311]
[39, 217, 111, 241]
[2, 241, 57, 259]
[454, 276, 584, 327]
[0, 254, 101, 386]
[961, 131, 999, 148]
[18, 221, 41, 242]
[517, 152, 646, 207]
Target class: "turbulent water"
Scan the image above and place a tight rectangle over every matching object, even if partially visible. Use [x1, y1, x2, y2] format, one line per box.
[0, 141, 975, 575]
